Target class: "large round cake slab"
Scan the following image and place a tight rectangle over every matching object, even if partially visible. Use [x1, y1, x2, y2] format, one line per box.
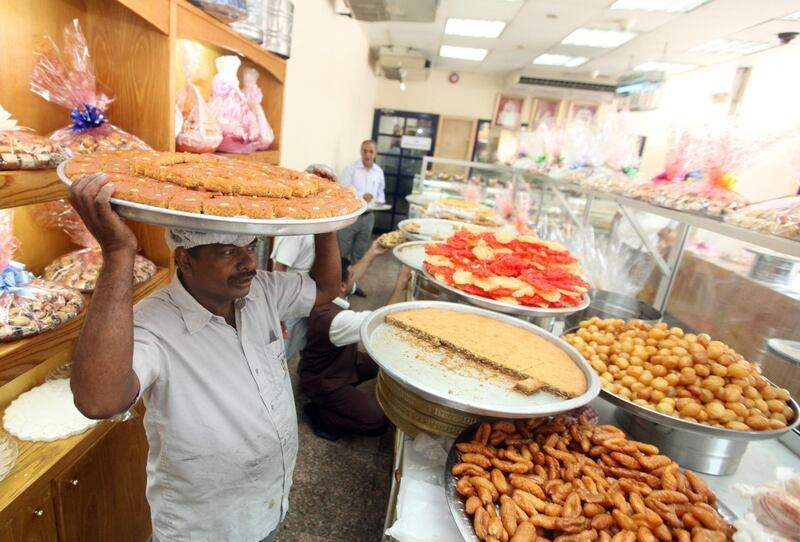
[58, 161, 367, 236]
[360, 300, 600, 418]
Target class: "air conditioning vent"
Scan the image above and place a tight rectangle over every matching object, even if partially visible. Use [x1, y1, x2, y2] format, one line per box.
[516, 76, 617, 93]
[346, 0, 438, 22]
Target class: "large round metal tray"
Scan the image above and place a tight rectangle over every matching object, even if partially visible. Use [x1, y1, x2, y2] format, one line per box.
[444, 421, 485, 542]
[392, 240, 442, 272]
[398, 217, 488, 242]
[421, 267, 590, 319]
[600, 387, 800, 441]
[359, 300, 600, 418]
[57, 161, 367, 235]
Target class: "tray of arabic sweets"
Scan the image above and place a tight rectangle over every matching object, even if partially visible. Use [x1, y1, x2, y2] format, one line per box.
[360, 301, 600, 418]
[445, 416, 736, 542]
[58, 151, 366, 235]
[422, 230, 591, 318]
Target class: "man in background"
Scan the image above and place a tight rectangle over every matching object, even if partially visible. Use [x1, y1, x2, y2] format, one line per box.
[300, 239, 410, 441]
[337, 140, 385, 296]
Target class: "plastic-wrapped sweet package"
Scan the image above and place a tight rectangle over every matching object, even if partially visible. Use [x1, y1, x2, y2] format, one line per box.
[34, 200, 156, 293]
[0, 105, 66, 170]
[551, 111, 596, 183]
[175, 42, 223, 154]
[207, 55, 261, 153]
[0, 431, 17, 482]
[0, 210, 84, 342]
[516, 119, 562, 173]
[583, 111, 642, 193]
[29, 19, 150, 156]
[731, 469, 800, 542]
[725, 196, 800, 240]
[627, 128, 697, 202]
[242, 68, 274, 150]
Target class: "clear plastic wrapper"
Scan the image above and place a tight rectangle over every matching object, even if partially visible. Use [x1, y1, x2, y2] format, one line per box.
[207, 55, 260, 153]
[30, 19, 149, 157]
[551, 111, 596, 183]
[0, 431, 18, 482]
[725, 196, 800, 240]
[175, 41, 223, 154]
[34, 200, 156, 292]
[0, 105, 66, 170]
[583, 111, 642, 193]
[627, 128, 698, 201]
[731, 469, 800, 541]
[242, 67, 274, 150]
[515, 119, 562, 173]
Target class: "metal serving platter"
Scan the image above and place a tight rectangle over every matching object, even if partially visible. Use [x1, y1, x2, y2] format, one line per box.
[57, 161, 367, 235]
[443, 420, 739, 541]
[768, 338, 800, 367]
[392, 240, 442, 272]
[421, 268, 591, 319]
[600, 387, 800, 441]
[360, 300, 600, 418]
[397, 218, 488, 242]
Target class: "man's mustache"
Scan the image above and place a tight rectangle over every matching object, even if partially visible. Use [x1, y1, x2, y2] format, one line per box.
[229, 270, 257, 281]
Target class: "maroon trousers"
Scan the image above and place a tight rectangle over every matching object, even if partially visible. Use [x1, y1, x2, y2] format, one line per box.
[299, 302, 389, 437]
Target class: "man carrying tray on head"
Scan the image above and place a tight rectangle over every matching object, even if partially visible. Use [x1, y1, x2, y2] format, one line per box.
[66, 174, 342, 542]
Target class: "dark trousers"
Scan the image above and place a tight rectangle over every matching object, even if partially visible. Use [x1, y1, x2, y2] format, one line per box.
[312, 355, 388, 436]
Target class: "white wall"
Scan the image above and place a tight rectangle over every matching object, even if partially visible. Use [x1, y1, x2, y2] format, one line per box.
[375, 70, 513, 120]
[281, 0, 377, 175]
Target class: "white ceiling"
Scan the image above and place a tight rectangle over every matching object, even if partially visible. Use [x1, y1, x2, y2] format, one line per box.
[356, 0, 800, 81]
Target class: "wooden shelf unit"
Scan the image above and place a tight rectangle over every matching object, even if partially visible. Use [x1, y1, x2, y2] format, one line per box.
[0, 1, 287, 539]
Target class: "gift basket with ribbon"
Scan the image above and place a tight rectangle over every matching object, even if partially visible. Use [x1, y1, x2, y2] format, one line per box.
[0, 105, 66, 170]
[175, 41, 223, 154]
[242, 67, 274, 151]
[29, 19, 150, 156]
[207, 55, 261, 153]
[0, 210, 84, 341]
[35, 200, 156, 293]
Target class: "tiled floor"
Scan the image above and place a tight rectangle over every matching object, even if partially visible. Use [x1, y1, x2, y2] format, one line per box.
[276, 246, 402, 542]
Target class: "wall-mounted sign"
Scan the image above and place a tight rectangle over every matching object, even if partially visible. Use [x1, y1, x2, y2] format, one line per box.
[401, 135, 432, 151]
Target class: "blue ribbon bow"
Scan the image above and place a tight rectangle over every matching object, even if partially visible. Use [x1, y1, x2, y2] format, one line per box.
[0, 261, 33, 293]
[70, 104, 107, 132]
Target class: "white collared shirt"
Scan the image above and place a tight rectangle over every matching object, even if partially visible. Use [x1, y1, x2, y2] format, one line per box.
[132, 270, 316, 542]
[270, 235, 315, 273]
[339, 160, 386, 203]
[328, 297, 372, 347]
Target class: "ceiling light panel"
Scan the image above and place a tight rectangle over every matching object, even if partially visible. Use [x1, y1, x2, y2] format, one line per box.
[445, 18, 507, 38]
[689, 39, 772, 55]
[634, 61, 695, 73]
[533, 54, 589, 67]
[781, 11, 800, 21]
[561, 28, 638, 48]
[610, 0, 709, 13]
[439, 45, 488, 61]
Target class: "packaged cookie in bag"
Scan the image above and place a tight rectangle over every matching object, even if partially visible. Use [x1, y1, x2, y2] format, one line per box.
[242, 67, 274, 150]
[175, 41, 223, 154]
[34, 200, 156, 293]
[29, 19, 150, 156]
[207, 55, 260, 153]
[0, 104, 66, 170]
[0, 210, 84, 341]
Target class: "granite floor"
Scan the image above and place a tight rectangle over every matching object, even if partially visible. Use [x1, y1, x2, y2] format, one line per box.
[275, 245, 402, 542]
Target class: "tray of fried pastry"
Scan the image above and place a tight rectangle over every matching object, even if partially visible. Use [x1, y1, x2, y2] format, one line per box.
[360, 300, 600, 418]
[58, 151, 366, 235]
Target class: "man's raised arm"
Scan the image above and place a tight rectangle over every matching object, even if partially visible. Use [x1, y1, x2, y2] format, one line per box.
[68, 175, 140, 419]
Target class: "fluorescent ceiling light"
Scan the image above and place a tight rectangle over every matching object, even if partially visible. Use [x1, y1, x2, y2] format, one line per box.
[781, 10, 800, 21]
[439, 45, 488, 61]
[634, 61, 695, 73]
[610, 0, 709, 13]
[561, 28, 638, 48]
[533, 54, 589, 67]
[690, 39, 771, 55]
[445, 18, 506, 38]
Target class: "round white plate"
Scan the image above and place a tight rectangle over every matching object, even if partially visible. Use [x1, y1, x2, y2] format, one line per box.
[360, 300, 600, 418]
[392, 240, 442, 271]
[406, 194, 432, 207]
[397, 217, 487, 242]
[58, 160, 367, 236]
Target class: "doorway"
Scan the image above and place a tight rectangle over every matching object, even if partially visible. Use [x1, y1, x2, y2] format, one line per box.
[371, 109, 439, 231]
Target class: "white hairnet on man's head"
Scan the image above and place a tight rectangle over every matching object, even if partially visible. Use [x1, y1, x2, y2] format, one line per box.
[165, 229, 257, 251]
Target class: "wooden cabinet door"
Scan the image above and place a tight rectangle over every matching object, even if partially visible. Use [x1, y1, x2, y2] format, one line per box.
[0, 485, 57, 542]
[53, 417, 150, 542]
[432, 116, 477, 176]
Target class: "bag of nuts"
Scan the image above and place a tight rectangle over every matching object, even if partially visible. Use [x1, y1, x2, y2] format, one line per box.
[0, 210, 84, 341]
